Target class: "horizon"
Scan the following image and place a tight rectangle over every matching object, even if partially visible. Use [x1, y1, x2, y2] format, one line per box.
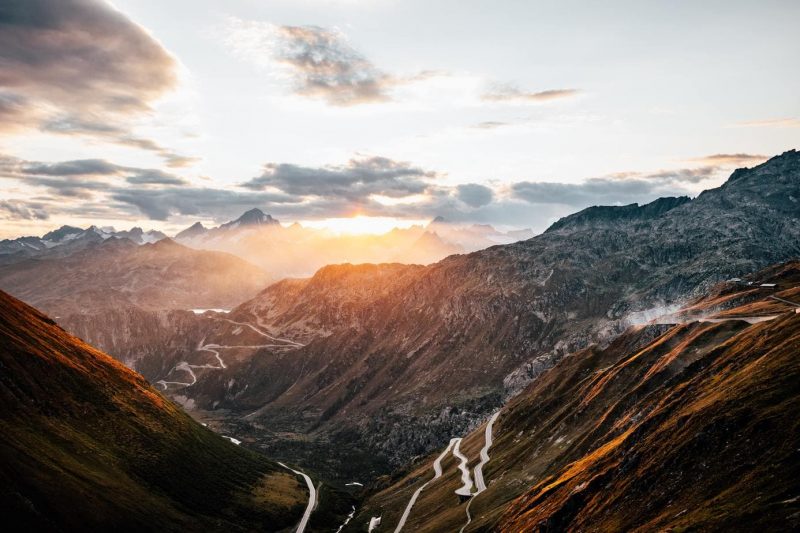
[1, 0, 799, 239]
[2, 151, 790, 240]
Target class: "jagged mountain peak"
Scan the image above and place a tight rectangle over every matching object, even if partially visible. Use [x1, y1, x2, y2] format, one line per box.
[222, 208, 279, 229]
[545, 196, 691, 233]
[720, 150, 800, 186]
[175, 221, 207, 240]
[41, 225, 83, 242]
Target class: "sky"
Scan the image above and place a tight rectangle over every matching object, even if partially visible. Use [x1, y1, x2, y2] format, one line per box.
[0, 0, 798, 238]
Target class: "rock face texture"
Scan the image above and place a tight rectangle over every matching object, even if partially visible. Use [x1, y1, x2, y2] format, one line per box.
[0, 290, 308, 532]
[350, 261, 800, 532]
[81, 150, 800, 480]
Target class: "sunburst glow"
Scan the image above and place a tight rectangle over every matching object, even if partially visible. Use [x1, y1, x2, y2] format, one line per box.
[300, 216, 428, 236]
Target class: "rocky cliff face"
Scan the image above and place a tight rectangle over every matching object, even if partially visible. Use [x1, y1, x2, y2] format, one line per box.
[99, 150, 800, 481]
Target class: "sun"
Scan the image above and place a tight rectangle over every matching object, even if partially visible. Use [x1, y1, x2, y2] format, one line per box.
[300, 216, 428, 236]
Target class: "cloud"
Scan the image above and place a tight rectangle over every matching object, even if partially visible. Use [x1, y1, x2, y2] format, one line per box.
[689, 153, 767, 165]
[0, 200, 49, 220]
[242, 156, 437, 200]
[224, 19, 393, 106]
[0, 1, 194, 165]
[1, 153, 188, 198]
[511, 178, 682, 208]
[110, 188, 299, 221]
[41, 115, 197, 167]
[0, 92, 29, 128]
[457, 183, 494, 208]
[473, 121, 512, 130]
[0, 147, 758, 234]
[639, 166, 718, 184]
[736, 118, 800, 128]
[25, 177, 110, 198]
[125, 169, 188, 186]
[21, 158, 120, 176]
[0, 0, 176, 116]
[481, 85, 579, 103]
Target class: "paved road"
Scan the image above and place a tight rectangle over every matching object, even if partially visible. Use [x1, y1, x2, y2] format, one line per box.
[700, 315, 778, 324]
[279, 462, 316, 533]
[220, 317, 305, 347]
[461, 411, 502, 533]
[394, 438, 458, 532]
[157, 318, 304, 390]
[473, 411, 501, 493]
[768, 295, 800, 307]
[453, 438, 475, 496]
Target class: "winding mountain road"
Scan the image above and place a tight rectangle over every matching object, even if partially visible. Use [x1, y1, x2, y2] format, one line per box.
[156, 361, 196, 388]
[395, 412, 502, 532]
[220, 317, 305, 347]
[157, 317, 304, 390]
[279, 462, 316, 533]
[460, 411, 501, 533]
[453, 438, 474, 497]
[394, 438, 458, 532]
[472, 411, 501, 494]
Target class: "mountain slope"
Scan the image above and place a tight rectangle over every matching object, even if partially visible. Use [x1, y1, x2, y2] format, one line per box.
[350, 261, 800, 532]
[0, 238, 270, 316]
[201, 151, 800, 469]
[79, 150, 800, 483]
[0, 290, 308, 532]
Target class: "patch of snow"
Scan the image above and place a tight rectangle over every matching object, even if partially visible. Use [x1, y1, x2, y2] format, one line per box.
[368, 516, 382, 532]
[222, 435, 241, 445]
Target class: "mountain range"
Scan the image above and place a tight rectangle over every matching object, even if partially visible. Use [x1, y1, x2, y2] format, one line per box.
[1, 149, 799, 531]
[0, 209, 533, 279]
[173, 208, 531, 277]
[349, 260, 800, 531]
[0, 237, 270, 317]
[38, 149, 799, 484]
[0, 224, 167, 265]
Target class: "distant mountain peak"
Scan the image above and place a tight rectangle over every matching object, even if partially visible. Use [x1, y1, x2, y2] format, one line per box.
[222, 208, 279, 229]
[427, 216, 447, 228]
[41, 225, 83, 242]
[175, 221, 207, 240]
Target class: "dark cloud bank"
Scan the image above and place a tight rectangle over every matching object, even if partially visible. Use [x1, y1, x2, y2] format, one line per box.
[0, 0, 192, 166]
